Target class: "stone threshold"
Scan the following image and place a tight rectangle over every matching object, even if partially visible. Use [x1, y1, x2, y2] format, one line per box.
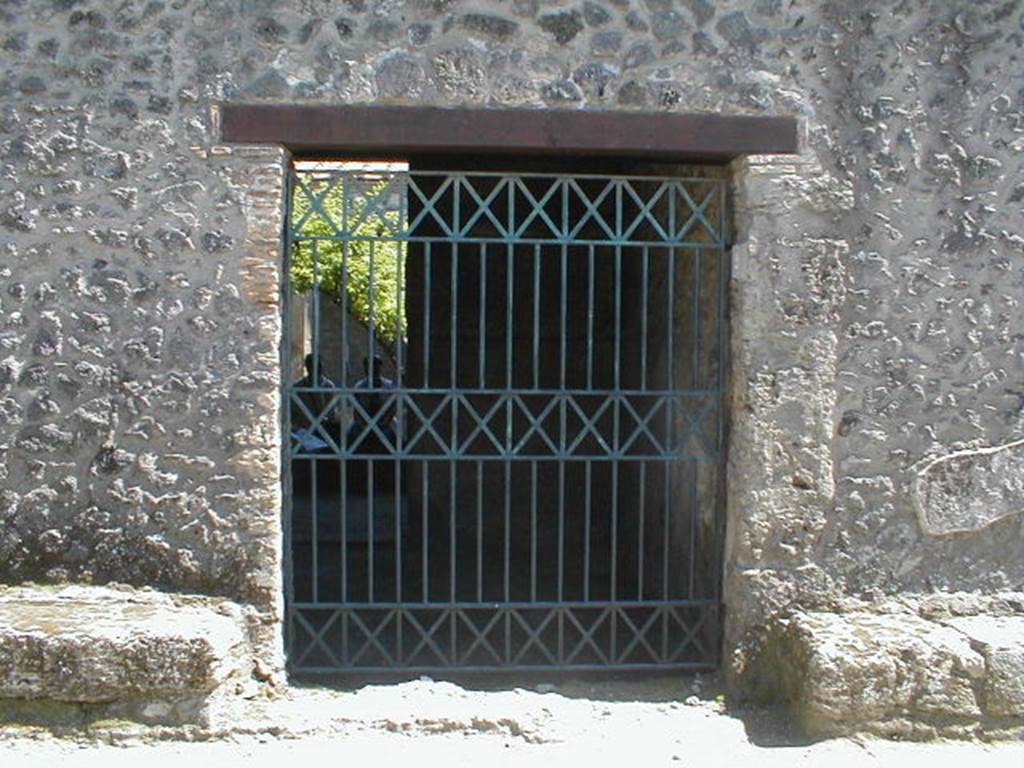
[750, 593, 1024, 739]
[0, 585, 260, 728]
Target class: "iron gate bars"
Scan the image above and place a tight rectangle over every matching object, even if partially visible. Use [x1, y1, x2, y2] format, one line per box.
[284, 165, 729, 672]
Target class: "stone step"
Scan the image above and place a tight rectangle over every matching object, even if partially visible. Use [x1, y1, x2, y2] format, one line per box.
[0, 585, 253, 726]
[943, 616, 1024, 719]
[756, 607, 1024, 739]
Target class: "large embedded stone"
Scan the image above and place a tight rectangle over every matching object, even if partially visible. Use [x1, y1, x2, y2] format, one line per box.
[0, 585, 251, 724]
[757, 611, 987, 737]
[538, 10, 583, 44]
[452, 13, 518, 41]
[944, 616, 1024, 717]
[913, 439, 1024, 536]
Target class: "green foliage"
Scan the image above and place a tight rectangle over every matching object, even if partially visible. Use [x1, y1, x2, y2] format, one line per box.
[290, 177, 406, 348]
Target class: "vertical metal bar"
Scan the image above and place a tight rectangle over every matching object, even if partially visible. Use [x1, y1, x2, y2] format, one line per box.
[613, 173, 623, 584]
[558, 242, 567, 606]
[558, 461, 565, 603]
[586, 245, 594, 390]
[341, 452, 348, 602]
[450, 235, 459, 606]
[665, 189, 680, 654]
[688, 459, 697, 600]
[584, 459, 591, 602]
[368, 458, 374, 602]
[424, 242, 431, 388]
[310, 238, 321, 606]
[663, 456, 671, 602]
[530, 459, 538, 603]
[396, 426, 403, 603]
[329, 172, 345, 667]
[662, 461, 670, 657]
[341, 238, 350, 385]
[641, 246, 648, 390]
[638, 461, 645, 600]
[477, 459, 483, 602]
[611, 244, 621, 653]
[504, 239, 513, 606]
[506, 244, 513, 390]
[450, 458, 456, 604]
[395, 183, 404, 607]
[311, 240, 321, 383]
[693, 246, 702, 390]
[451, 243, 458, 390]
[312, 459, 318, 603]
[560, 245, 567, 390]
[504, 459, 511, 603]
[532, 243, 540, 390]
[368, 239, 376, 377]
[421, 459, 428, 603]
[396, 171, 406, 392]
[715, 181, 729, 604]
[479, 243, 487, 389]
[558, 170, 568, 635]
[341, 165, 351, 233]
[614, 244, 621, 392]
[610, 459, 618, 657]
[689, 244, 702, 600]
[668, 248, 675, 391]
[664, 247, 676, 610]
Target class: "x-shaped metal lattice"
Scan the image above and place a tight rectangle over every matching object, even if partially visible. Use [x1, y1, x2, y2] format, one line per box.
[402, 609, 451, 666]
[294, 173, 722, 245]
[563, 607, 613, 665]
[291, 604, 716, 670]
[292, 392, 719, 458]
[454, 610, 506, 665]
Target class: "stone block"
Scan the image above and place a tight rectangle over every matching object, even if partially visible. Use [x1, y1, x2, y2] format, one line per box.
[944, 616, 1024, 717]
[0, 585, 252, 726]
[757, 611, 988, 737]
[914, 439, 1024, 536]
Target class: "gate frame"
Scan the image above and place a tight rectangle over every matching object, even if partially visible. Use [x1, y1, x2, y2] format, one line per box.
[284, 164, 731, 671]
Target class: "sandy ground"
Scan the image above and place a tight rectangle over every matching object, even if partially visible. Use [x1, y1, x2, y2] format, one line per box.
[1, 678, 1022, 767]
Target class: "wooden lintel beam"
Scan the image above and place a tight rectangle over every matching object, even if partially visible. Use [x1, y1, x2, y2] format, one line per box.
[220, 105, 799, 163]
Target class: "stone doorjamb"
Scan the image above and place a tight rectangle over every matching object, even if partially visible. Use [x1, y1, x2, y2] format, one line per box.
[723, 150, 852, 689]
[208, 141, 293, 681]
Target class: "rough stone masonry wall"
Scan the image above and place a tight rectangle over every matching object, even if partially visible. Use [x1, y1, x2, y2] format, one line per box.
[0, 0, 1022, 684]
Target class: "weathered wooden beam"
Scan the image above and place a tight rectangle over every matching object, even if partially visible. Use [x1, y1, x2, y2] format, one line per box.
[220, 105, 798, 162]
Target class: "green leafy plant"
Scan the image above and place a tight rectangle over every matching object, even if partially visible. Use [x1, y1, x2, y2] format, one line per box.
[290, 177, 406, 350]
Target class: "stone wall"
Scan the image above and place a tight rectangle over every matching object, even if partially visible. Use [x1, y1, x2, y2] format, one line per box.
[1, 0, 1022, 686]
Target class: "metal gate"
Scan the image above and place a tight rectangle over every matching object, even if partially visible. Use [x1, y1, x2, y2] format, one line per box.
[284, 163, 728, 672]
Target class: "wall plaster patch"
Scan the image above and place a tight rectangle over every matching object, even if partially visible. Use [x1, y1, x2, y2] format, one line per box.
[914, 439, 1024, 536]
